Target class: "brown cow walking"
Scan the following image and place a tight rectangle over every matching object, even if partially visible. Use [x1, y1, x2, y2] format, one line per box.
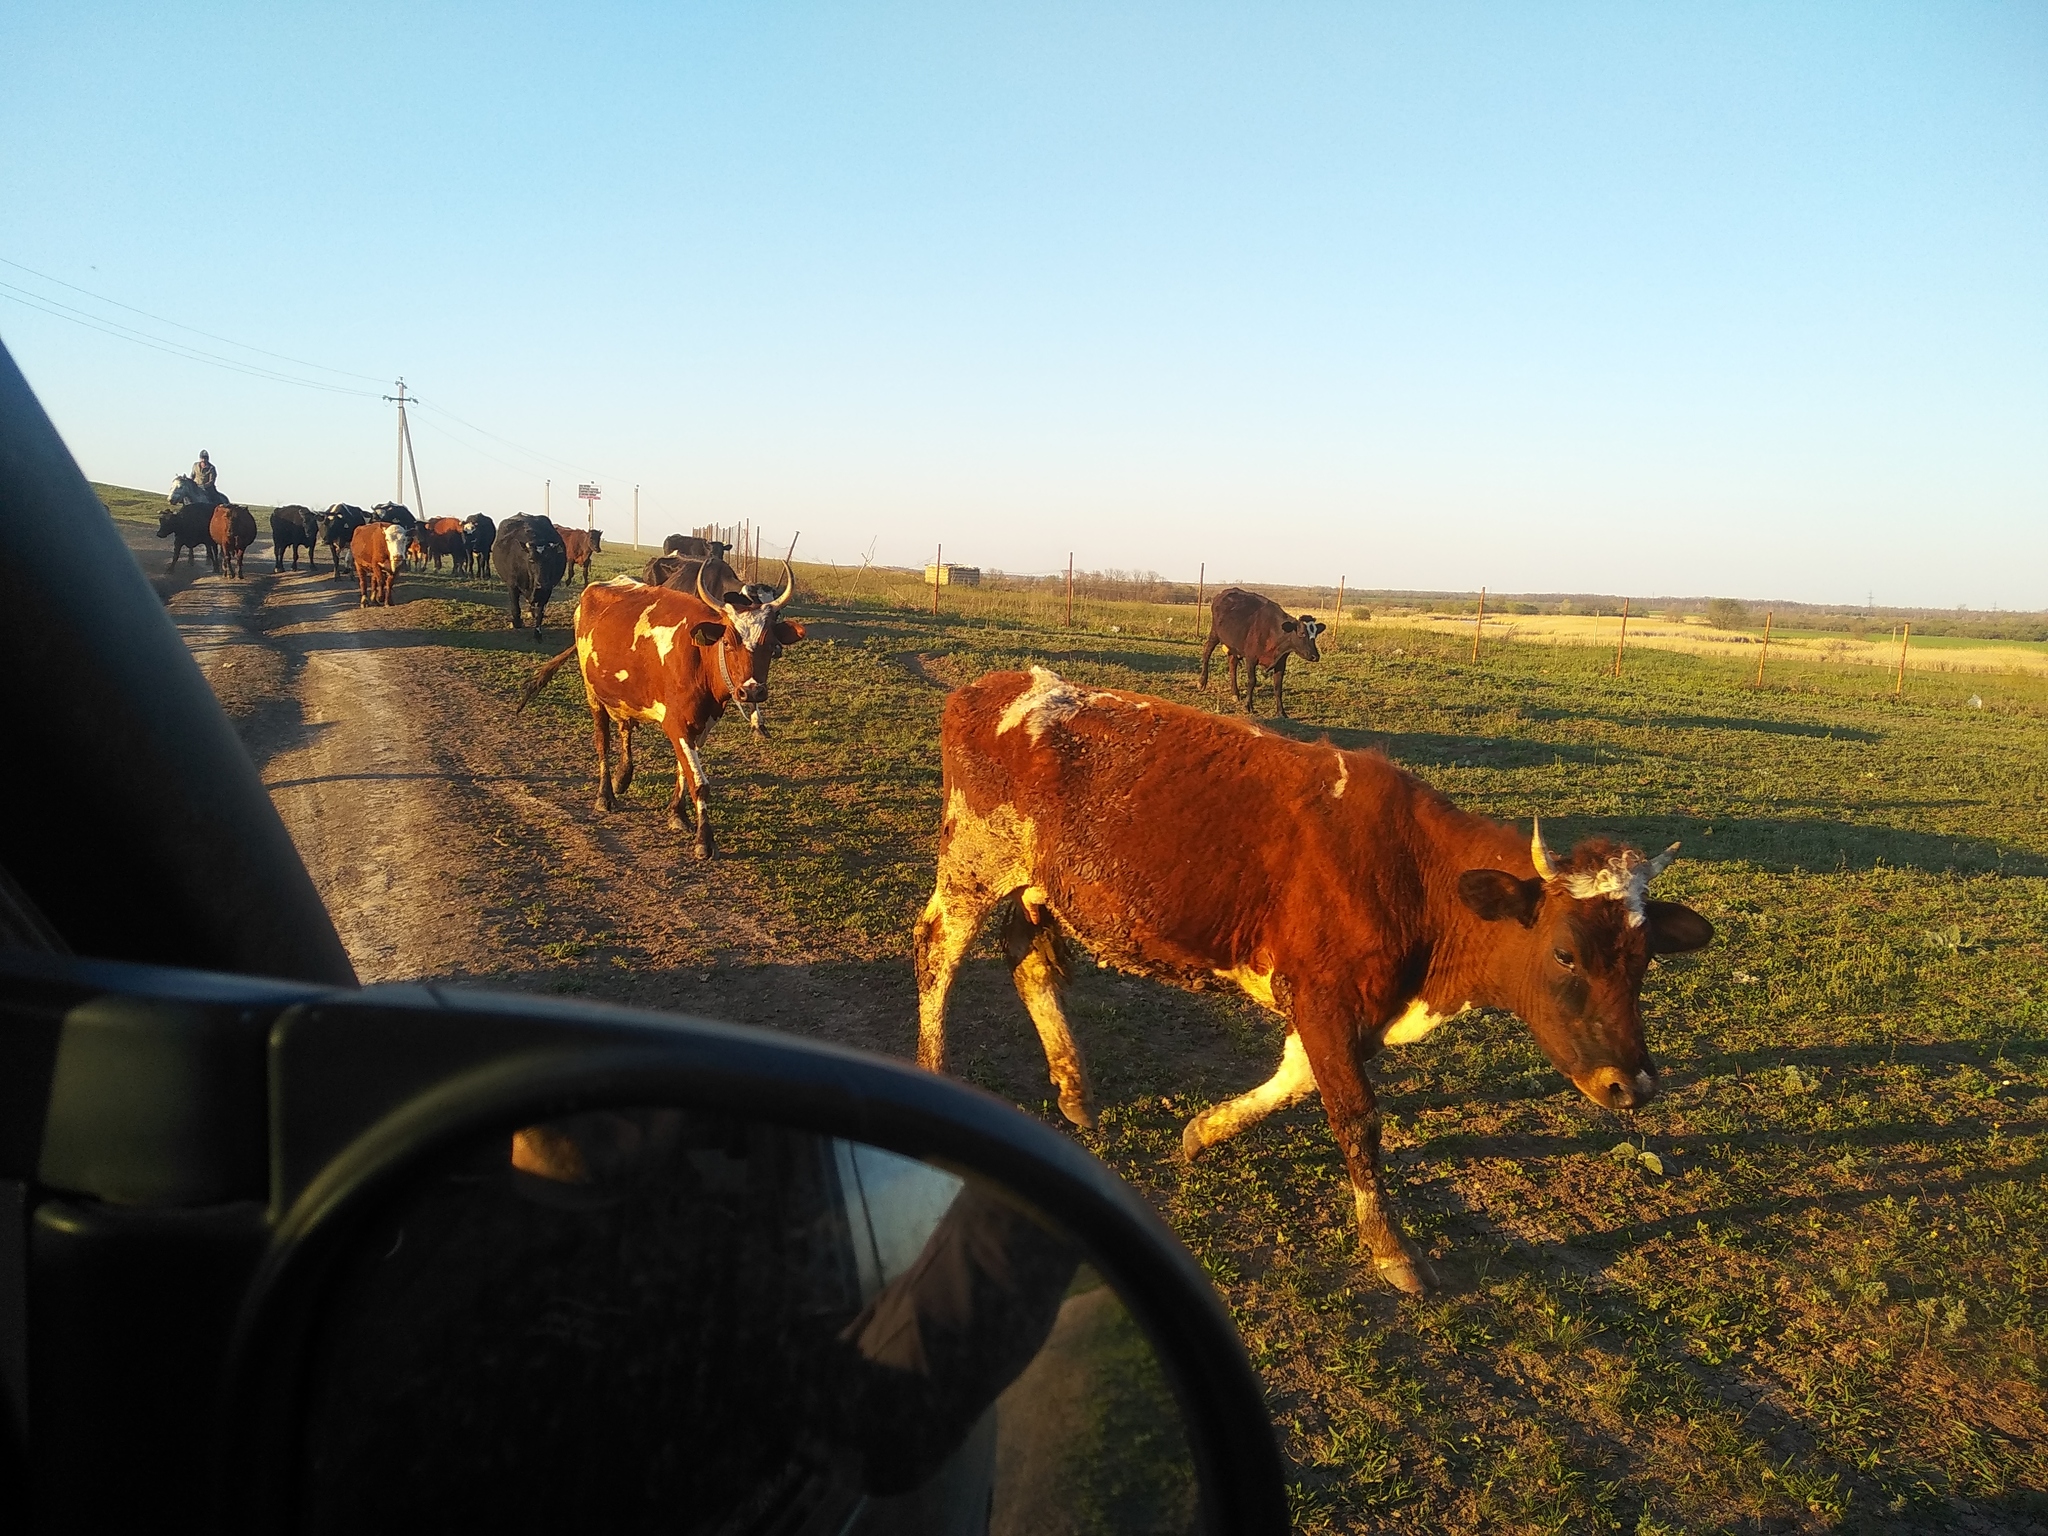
[208, 503, 257, 578]
[416, 518, 469, 574]
[914, 667, 1712, 1293]
[1200, 586, 1325, 716]
[350, 522, 408, 607]
[559, 526, 603, 585]
[517, 558, 804, 858]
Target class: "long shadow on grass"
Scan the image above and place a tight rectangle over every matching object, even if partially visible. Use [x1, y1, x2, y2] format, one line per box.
[1516, 811, 2048, 878]
[1524, 707, 1884, 743]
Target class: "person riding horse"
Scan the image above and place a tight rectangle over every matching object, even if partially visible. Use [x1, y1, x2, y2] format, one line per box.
[191, 451, 218, 493]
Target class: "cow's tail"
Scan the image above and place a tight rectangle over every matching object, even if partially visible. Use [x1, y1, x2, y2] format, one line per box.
[518, 644, 579, 713]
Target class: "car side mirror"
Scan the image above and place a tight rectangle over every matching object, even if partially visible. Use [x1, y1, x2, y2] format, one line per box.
[2, 954, 1285, 1533]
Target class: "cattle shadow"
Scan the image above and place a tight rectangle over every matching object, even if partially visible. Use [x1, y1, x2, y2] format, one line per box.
[1521, 811, 2048, 878]
[1522, 706, 1884, 743]
[1259, 718, 1610, 770]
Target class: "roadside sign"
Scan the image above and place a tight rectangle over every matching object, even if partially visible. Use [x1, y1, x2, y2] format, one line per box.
[578, 483, 601, 500]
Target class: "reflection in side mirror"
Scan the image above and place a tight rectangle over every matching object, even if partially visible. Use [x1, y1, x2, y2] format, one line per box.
[296, 1109, 1200, 1534]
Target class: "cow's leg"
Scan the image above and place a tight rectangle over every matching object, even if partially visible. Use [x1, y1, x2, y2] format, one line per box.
[1180, 1030, 1318, 1160]
[592, 708, 617, 813]
[665, 728, 713, 857]
[912, 876, 1001, 1079]
[1294, 997, 1434, 1295]
[509, 589, 525, 630]
[612, 722, 636, 796]
[1198, 634, 1218, 689]
[999, 898, 1094, 1127]
[1272, 656, 1290, 718]
[1244, 660, 1260, 713]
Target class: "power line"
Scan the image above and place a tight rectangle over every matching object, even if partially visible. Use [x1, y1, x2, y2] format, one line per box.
[0, 255, 388, 383]
[0, 285, 381, 398]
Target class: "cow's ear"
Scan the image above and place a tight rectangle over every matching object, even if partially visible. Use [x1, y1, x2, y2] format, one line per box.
[1281, 619, 1298, 632]
[1457, 869, 1542, 927]
[773, 619, 806, 645]
[689, 622, 727, 647]
[1645, 901, 1713, 956]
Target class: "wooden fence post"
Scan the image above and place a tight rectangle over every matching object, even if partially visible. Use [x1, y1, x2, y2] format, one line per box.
[1333, 575, 1345, 651]
[1196, 562, 1204, 618]
[1065, 552, 1074, 628]
[1612, 597, 1631, 678]
[932, 543, 941, 615]
[1753, 610, 1773, 687]
[1472, 587, 1486, 662]
[1895, 621, 1910, 695]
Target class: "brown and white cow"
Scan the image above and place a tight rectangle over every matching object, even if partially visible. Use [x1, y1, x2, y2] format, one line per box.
[208, 503, 257, 578]
[1199, 586, 1325, 717]
[350, 521, 410, 607]
[914, 667, 1712, 1293]
[517, 558, 805, 858]
[559, 526, 603, 585]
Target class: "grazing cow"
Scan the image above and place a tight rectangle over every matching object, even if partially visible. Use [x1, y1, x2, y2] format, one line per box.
[517, 559, 804, 858]
[270, 505, 321, 572]
[660, 533, 731, 561]
[913, 668, 1713, 1293]
[417, 518, 469, 574]
[209, 503, 257, 578]
[350, 521, 411, 607]
[461, 514, 496, 578]
[559, 526, 603, 585]
[1199, 587, 1325, 717]
[156, 502, 218, 571]
[491, 515, 569, 639]
[320, 505, 368, 578]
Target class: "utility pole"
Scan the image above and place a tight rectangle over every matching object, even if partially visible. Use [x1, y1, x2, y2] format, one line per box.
[1066, 553, 1074, 628]
[1472, 587, 1486, 662]
[545, 479, 551, 518]
[382, 378, 425, 516]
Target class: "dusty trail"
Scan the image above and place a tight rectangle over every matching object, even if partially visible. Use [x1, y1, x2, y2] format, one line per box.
[123, 524, 923, 1056]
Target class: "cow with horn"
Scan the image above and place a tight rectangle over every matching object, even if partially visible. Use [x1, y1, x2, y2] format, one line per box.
[914, 668, 1713, 1293]
[518, 537, 804, 859]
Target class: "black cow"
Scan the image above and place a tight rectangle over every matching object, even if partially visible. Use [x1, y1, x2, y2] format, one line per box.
[660, 534, 731, 561]
[639, 552, 752, 602]
[461, 514, 496, 579]
[156, 502, 219, 571]
[320, 505, 368, 579]
[492, 515, 569, 640]
[269, 505, 321, 572]
[1199, 586, 1325, 717]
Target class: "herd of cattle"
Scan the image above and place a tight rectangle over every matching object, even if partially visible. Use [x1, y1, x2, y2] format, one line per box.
[155, 483, 1715, 1292]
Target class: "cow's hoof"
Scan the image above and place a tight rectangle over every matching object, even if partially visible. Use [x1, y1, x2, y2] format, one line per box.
[1057, 1092, 1096, 1130]
[666, 813, 687, 832]
[594, 797, 613, 815]
[690, 841, 712, 861]
[1373, 1251, 1438, 1296]
[1178, 1118, 1209, 1163]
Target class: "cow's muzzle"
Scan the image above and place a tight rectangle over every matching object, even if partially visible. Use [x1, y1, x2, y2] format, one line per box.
[735, 679, 767, 706]
[1580, 1065, 1657, 1111]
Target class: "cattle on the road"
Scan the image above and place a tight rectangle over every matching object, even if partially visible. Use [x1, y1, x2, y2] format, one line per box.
[350, 521, 410, 607]
[156, 502, 218, 571]
[417, 518, 469, 574]
[491, 515, 569, 639]
[660, 533, 730, 561]
[559, 526, 603, 585]
[914, 667, 1713, 1294]
[461, 514, 496, 578]
[320, 505, 368, 579]
[270, 505, 321, 572]
[209, 503, 257, 578]
[517, 560, 804, 858]
[1199, 586, 1325, 717]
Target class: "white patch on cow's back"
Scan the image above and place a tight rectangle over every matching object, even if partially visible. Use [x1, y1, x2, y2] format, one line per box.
[631, 600, 685, 662]
[600, 575, 639, 589]
[1332, 752, 1348, 799]
[613, 669, 630, 681]
[997, 666, 1100, 740]
[1382, 998, 1470, 1046]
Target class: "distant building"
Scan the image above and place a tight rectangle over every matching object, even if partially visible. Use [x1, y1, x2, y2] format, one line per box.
[924, 563, 981, 587]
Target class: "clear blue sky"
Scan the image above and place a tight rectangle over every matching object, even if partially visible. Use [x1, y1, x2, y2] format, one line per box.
[4, 3, 2042, 607]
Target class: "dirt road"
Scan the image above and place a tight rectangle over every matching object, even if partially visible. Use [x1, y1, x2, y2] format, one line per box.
[119, 525, 939, 1053]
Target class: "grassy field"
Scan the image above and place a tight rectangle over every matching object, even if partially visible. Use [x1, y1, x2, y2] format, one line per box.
[110, 491, 2048, 1532]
